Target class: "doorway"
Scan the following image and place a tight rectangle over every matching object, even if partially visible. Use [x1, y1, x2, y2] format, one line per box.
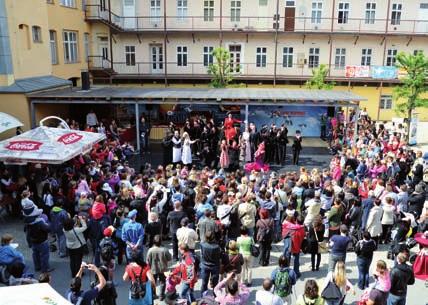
[284, 1, 295, 31]
[417, 3, 428, 32]
[229, 44, 242, 73]
[150, 44, 164, 73]
[123, 0, 136, 29]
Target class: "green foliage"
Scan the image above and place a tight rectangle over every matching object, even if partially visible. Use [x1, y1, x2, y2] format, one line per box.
[305, 64, 334, 90]
[208, 47, 233, 88]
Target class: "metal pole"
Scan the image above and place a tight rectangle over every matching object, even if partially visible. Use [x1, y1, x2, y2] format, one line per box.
[135, 103, 140, 151]
[273, 0, 279, 87]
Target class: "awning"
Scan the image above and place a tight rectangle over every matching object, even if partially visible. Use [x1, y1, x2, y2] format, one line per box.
[0, 112, 23, 134]
[0, 126, 105, 164]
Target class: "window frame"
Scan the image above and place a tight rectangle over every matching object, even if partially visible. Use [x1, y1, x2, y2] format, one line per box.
[60, 0, 76, 8]
[203, 46, 214, 67]
[204, 0, 215, 22]
[177, 0, 188, 21]
[380, 95, 393, 109]
[256, 47, 267, 68]
[337, 2, 350, 24]
[365, 2, 376, 24]
[311, 1, 323, 24]
[391, 3, 402, 25]
[150, 0, 161, 23]
[63, 30, 79, 64]
[386, 49, 397, 66]
[361, 48, 372, 66]
[177, 45, 188, 67]
[308, 47, 320, 68]
[49, 30, 58, 64]
[282, 47, 293, 68]
[231, 0, 241, 22]
[32, 26, 42, 43]
[334, 48, 346, 69]
[125, 45, 136, 66]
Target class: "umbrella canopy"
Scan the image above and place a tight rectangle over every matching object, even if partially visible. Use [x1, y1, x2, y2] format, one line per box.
[0, 112, 23, 134]
[0, 283, 72, 305]
[0, 126, 105, 164]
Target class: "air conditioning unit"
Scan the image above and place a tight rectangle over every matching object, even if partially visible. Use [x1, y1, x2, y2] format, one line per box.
[297, 53, 305, 66]
[153, 23, 158, 27]
[298, 58, 305, 65]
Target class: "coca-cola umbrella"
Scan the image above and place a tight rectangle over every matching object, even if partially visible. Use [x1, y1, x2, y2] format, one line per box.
[0, 112, 23, 134]
[0, 126, 105, 164]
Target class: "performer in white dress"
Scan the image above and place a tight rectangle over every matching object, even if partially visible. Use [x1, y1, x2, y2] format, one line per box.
[171, 130, 182, 164]
[181, 132, 198, 165]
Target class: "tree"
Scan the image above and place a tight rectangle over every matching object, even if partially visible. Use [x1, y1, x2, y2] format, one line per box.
[393, 51, 428, 142]
[305, 64, 334, 90]
[208, 47, 233, 88]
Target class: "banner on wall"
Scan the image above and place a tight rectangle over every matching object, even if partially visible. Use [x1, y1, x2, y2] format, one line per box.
[371, 66, 397, 79]
[243, 105, 327, 137]
[409, 115, 418, 145]
[345, 65, 370, 78]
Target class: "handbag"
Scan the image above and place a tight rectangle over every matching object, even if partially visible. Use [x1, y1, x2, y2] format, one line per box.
[321, 279, 343, 301]
[314, 227, 328, 254]
[250, 239, 260, 257]
[72, 228, 89, 254]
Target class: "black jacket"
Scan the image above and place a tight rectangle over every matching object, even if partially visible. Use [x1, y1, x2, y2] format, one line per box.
[389, 263, 415, 296]
[27, 219, 50, 244]
[408, 191, 425, 217]
[167, 210, 186, 234]
[200, 242, 221, 267]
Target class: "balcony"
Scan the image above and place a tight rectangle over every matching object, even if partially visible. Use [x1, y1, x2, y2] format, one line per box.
[88, 55, 400, 83]
[85, 4, 428, 35]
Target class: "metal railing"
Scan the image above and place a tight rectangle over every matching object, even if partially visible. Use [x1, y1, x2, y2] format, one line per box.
[85, 4, 428, 35]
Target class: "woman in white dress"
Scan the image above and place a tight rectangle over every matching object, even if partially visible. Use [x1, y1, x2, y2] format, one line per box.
[171, 130, 182, 164]
[240, 127, 252, 163]
[181, 132, 198, 165]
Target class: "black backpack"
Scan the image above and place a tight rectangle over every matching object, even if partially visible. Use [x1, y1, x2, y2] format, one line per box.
[130, 269, 146, 299]
[100, 238, 114, 262]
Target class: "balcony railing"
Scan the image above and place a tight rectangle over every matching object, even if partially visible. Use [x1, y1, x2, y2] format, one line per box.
[89, 56, 395, 81]
[85, 4, 428, 35]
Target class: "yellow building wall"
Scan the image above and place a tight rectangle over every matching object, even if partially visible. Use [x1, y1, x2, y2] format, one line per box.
[5, 0, 52, 81]
[47, 0, 91, 82]
[0, 94, 30, 140]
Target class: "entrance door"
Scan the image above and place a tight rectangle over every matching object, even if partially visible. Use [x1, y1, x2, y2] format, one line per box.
[99, 41, 109, 68]
[150, 44, 164, 73]
[229, 44, 242, 73]
[150, 0, 161, 25]
[284, 1, 295, 31]
[100, 0, 109, 20]
[123, 0, 136, 29]
[417, 3, 428, 32]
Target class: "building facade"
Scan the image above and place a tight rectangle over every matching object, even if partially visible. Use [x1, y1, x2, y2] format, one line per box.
[85, 0, 428, 120]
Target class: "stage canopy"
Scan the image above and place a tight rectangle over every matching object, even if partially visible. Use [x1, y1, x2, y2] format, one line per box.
[0, 283, 72, 305]
[0, 126, 105, 164]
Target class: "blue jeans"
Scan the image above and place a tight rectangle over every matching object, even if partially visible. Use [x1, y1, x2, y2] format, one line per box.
[357, 257, 372, 289]
[180, 282, 195, 305]
[200, 265, 220, 294]
[274, 219, 281, 241]
[328, 253, 346, 272]
[247, 227, 254, 238]
[292, 253, 301, 278]
[56, 233, 67, 257]
[32, 241, 50, 272]
[387, 293, 406, 305]
[283, 237, 291, 260]
[126, 246, 144, 263]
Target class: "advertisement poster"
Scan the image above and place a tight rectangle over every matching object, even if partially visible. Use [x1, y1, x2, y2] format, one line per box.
[409, 116, 418, 145]
[371, 66, 397, 79]
[244, 105, 328, 137]
[345, 65, 370, 78]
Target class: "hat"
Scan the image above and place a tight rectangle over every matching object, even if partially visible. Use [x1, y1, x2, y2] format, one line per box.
[103, 225, 116, 237]
[414, 232, 428, 247]
[102, 183, 113, 193]
[117, 165, 124, 171]
[128, 209, 138, 219]
[227, 191, 235, 197]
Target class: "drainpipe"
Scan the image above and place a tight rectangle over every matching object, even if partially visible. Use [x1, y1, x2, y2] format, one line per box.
[328, 0, 336, 77]
[108, 0, 111, 24]
[273, 0, 279, 87]
[385, 0, 391, 34]
[220, 0, 223, 46]
[109, 29, 113, 72]
[163, 0, 168, 86]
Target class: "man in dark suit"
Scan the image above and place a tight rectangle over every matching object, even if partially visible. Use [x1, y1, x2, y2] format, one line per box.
[292, 130, 302, 165]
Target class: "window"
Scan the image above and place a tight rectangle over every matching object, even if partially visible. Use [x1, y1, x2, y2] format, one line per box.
[380, 95, 393, 109]
[204, 0, 214, 21]
[177, 46, 188, 66]
[63, 31, 78, 63]
[285, 1, 295, 6]
[334, 48, 346, 69]
[282, 47, 293, 67]
[49, 30, 58, 64]
[256, 47, 267, 67]
[414, 50, 423, 55]
[60, 0, 75, 7]
[365, 2, 376, 24]
[32, 26, 42, 43]
[308, 47, 320, 68]
[361, 48, 372, 66]
[84, 33, 89, 62]
[391, 3, 402, 25]
[150, 0, 161, 22]
[231, 1, 241, 22]
[177, 0, 188, 20]
[259, 0, 268, 5]
[203, 46, 214, 66]
[47, 0, 54, 4]
[337, 2, 349, 24]
[386, 49, 397, 66]
[125, 46, 136, 66]
[311, 1, 322, 24]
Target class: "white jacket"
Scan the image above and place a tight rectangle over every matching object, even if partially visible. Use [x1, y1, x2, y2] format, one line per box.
[367, 206, 383, 237]
[381, 204, 396, 225]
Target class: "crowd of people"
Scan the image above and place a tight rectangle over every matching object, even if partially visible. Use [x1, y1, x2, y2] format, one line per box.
[0, 108, 427, 305]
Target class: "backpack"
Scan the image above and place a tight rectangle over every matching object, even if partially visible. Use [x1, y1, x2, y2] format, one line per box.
[130, 269, 147, 299]
[274, 269, 291, 297]
[67, 291, 84, 305]
[100, 238, 114, 262]
[257, 220, 272, 243]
